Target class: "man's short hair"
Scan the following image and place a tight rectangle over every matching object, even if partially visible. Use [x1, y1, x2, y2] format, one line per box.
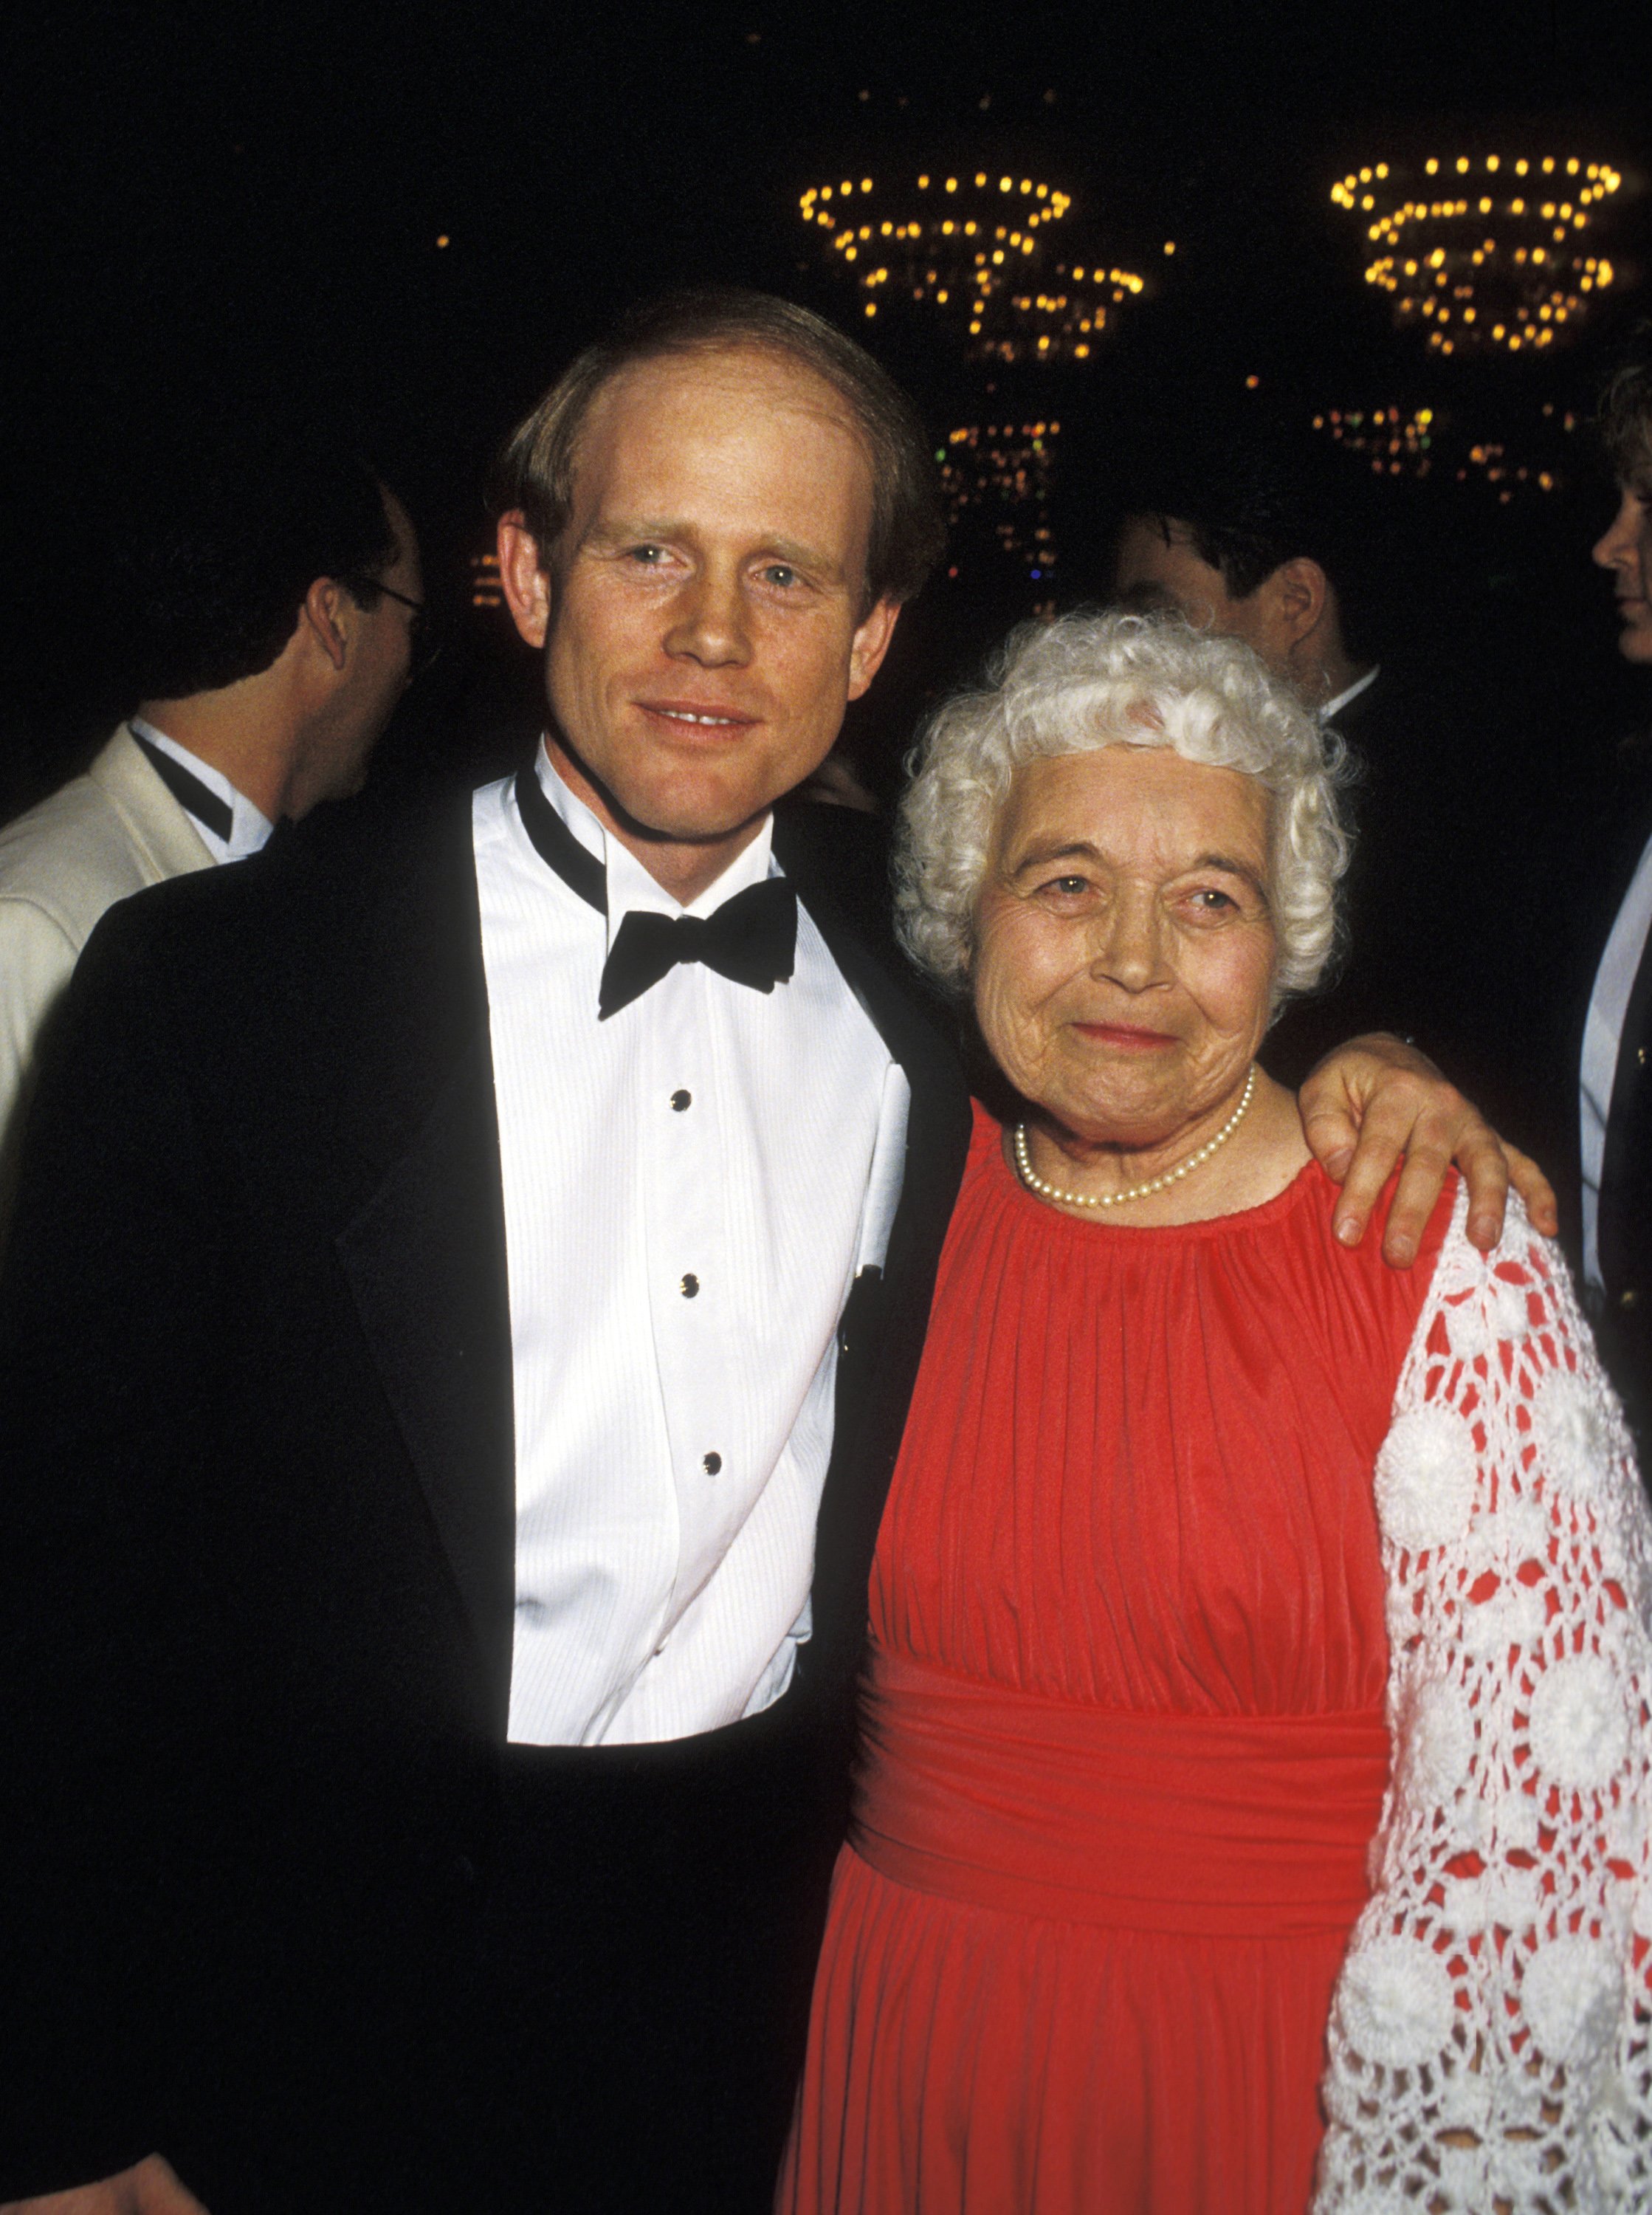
[489, 287, 946, 611]
[1110, 402, 1396, 664]
[114, 411, 398, 701]
[1600, 340, 1652, 486]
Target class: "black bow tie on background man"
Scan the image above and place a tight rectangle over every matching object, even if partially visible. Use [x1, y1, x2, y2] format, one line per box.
[515, 768, 798, 1019]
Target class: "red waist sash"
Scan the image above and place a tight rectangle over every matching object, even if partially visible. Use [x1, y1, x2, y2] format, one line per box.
[850, 1646, 1390, 1939]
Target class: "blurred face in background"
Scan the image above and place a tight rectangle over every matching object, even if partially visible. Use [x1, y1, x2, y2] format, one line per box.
[1115, 515, 1290, 674]
[1594, 470, 1652, 666]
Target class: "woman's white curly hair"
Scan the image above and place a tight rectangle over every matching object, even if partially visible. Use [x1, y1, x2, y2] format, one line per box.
[895, 609, 1352, 1006]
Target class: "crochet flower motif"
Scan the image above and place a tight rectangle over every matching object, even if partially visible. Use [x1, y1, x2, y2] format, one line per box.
[1335, 1932, 1456, 2068]
[1527, 1652, 1631, 1793]
[1373, 1404, 1477, 1553]
[1398, 1675, 1476, 1801]
[1529, 1366, 1615, 1504]
[1521, 1935, 1622, 2065]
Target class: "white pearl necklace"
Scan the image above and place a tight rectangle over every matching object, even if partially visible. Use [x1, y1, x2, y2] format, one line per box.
[1012, 1065, 1258, 1212]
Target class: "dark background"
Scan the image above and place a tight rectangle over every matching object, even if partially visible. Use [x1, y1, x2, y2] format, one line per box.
[5, 0, 1651, 818]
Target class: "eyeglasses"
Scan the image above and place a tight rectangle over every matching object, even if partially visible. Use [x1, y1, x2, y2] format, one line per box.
[370, 581, 441, 675]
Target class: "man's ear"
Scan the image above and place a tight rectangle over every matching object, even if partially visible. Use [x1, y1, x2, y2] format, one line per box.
[498, 511, 554, 648]
[1264, 557, 1332, 650]
[300, 577, 352, 673]
[847, 596, 903, 701]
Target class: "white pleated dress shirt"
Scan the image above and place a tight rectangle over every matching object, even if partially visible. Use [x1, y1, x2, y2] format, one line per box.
[472, 746, 909, 1747]
[129, 718, 274, 862]
[1581, 828, 1652, 1292]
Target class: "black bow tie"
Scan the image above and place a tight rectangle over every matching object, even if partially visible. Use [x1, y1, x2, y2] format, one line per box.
[133, 731, 235, 842]
[514, 769, 797, 1020]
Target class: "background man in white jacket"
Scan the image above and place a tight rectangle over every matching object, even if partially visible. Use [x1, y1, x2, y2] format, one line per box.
[0, 419, 421, 1221]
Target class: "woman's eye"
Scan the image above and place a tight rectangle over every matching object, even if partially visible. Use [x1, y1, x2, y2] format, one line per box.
[1185, 887, 1239, 916]
[1042, 875, 1090, 897]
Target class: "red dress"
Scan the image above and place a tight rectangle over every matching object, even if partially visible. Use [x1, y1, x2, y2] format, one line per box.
[779, 1104, 1453, 2215]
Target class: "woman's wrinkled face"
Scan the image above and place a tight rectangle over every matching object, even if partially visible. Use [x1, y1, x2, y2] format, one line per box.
[972, 744, 1278, 1149]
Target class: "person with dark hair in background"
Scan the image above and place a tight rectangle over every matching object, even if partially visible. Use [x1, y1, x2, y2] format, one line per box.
[0, 421, 421, 1217]
[1572, 344, 1652, 1442]
[0, 292, 1538, 2215]
[1109, 406, 1528, 1105]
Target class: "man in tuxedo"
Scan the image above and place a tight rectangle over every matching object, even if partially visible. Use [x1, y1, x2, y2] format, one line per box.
[1109, 411, 1535, 1109]
[1574, 348, 1652, 1439]
[0, 425, 420, 1223]
[0, 291, 1543, 2215]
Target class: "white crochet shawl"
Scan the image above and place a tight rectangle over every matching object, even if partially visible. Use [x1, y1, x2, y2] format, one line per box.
[1316, 1185, 1652, 2210]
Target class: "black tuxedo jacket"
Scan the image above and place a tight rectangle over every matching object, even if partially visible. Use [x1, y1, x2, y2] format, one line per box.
[1553, 735, 1652, 1437]
[0, 780, 971, 2207]
[1264, 652, 1546, 1123]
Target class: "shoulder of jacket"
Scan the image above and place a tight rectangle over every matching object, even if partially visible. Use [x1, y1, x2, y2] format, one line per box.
[0, 745, 165, 944]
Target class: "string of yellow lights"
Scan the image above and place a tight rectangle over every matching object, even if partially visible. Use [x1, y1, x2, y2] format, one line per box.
[1329, 155, 1624, 356]
[796, 172, 1154, 360]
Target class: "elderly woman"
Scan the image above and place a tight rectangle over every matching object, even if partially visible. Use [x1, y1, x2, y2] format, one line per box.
[779, 614, 1652, 2214]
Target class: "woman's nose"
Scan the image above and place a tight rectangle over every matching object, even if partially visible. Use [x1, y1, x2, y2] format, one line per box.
[1089, 892, 1164, 989]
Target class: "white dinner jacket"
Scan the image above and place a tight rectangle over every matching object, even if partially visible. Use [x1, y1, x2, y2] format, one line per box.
[0, 723, 213, 1212]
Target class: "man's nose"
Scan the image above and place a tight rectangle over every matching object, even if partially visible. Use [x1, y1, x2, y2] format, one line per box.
[1594, 490, 1638, 571]
[663, 567, 751, 665]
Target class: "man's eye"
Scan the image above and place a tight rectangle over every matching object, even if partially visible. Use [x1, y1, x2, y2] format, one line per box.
[761, 563, 799, 588]
[627, 544, 667, 565]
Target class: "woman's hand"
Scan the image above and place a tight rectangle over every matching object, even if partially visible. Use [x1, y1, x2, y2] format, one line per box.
[1298, 1034, 1558, 1265]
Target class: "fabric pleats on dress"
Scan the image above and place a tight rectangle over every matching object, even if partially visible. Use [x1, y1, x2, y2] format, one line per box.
[779, 1105, 1452, 2215]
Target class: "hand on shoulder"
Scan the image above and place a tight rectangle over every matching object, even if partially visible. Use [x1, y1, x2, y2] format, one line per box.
[1295, 1032, 1558, 1266]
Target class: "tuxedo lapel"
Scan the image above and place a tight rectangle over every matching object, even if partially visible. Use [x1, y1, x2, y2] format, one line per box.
[327, 796, 970, 1729]
[331, 793, 516, 1731]
[1599, 867, 1652, 1293]
[772, 808, 973, 1677]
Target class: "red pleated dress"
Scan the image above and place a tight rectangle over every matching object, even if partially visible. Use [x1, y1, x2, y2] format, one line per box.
[779, 1103, 1453, 2215]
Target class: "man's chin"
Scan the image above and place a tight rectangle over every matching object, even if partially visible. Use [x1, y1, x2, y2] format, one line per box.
[627, 805, 775, 850]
